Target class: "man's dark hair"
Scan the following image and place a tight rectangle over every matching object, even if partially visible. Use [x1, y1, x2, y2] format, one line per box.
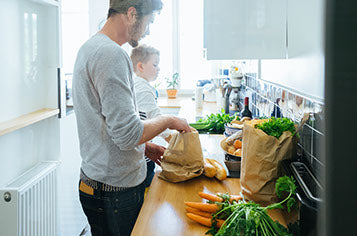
[108, 0, 163, 19]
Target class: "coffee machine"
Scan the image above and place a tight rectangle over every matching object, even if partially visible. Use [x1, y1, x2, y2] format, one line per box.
[229, 86, 241, 115]
[223, 84, 241, 115]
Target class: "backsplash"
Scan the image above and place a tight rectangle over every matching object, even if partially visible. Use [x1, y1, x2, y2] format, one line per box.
[240, 74, 325, 182]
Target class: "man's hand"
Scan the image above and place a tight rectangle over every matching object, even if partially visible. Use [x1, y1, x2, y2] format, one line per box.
[168, 116, 191, 133]
[145, 142, 166, 166]
[139, 115, 191, 145]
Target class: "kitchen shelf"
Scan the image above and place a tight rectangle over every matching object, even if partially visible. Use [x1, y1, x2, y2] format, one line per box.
[0, 108, 59, 136]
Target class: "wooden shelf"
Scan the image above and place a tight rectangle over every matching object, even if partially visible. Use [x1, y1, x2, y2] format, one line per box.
[0, 108, 59, 136]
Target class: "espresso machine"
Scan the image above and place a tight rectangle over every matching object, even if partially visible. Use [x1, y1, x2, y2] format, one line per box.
[229, 86, 241, 115]
[223, 84, 241, 115]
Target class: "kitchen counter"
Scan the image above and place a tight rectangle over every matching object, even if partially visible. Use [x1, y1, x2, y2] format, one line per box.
[157, 96, 220, 123]
[131, 135, 287, 236]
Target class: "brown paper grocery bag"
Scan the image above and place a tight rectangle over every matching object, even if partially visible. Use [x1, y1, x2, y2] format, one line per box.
[158, 130, 204, 183]
[240, 124, 296, 205]
[240, 114, 309, 205]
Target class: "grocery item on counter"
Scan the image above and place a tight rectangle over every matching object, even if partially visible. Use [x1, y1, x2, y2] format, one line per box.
[205, 177, 297, 236]
[190, 110, 238, 134]
[184, 178, 297, 235]
[225, 129, 243, 146]
[243, 118, 270, 127]
[240, 114, 309, 205]
[195, 87, 203, 109]
[158, 130, 204, 183]
[224, 123, 242, 136]
[205, 158, 227, 181]
[203, 158, 227, 181]
[240, 97, 252, 119]
[221, 138, 242, 158]
[256, 117, 298, 139]
[203, 158, 216, 178]
[186, 213, 225, 229]
[233, 139, 242, 149]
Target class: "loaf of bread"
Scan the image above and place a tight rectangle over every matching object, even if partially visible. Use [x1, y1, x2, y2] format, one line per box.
[203, 158, 216, 178]
[228, 146, 236, 155]
[233, 148, 242, 157]
[225, 130, 243, 145]
[206, 158, 227, 181]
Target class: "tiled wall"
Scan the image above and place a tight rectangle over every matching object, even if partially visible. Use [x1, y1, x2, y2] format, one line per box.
[240, 74, 325, 181]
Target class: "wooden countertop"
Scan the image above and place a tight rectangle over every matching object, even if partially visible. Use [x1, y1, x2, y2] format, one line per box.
[131, 135, 287, 236]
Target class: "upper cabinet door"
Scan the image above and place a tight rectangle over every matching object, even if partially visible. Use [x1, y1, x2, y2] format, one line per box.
[204, 0, 287, 60]
[287, 0, 324, 57]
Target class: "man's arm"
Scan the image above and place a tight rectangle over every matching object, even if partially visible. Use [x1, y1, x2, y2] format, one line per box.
[138, 115, 190, 145]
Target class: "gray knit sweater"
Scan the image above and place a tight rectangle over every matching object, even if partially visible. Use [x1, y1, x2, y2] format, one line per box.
[73, 34, 146, 187]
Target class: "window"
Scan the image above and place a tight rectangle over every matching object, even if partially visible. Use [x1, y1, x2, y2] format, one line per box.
[62, 0, 211, 91]
[140, 0, 173, 89]
[179, 0, 210, 89]
[140, 0, 210, 91]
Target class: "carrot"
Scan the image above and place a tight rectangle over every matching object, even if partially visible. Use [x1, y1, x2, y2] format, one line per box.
[233, 139, 242, 149]
[186, 213, 225, 228]
[185, 206, 213, 218]
[184, 201, 219, 213]
[198, 192, 223, 202]
[186, 213, 212, 227]
[216, 192, 244, 203]
[230, 194, 243, 203]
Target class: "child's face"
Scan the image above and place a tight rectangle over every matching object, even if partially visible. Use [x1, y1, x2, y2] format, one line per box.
[141, 54, 160, 82]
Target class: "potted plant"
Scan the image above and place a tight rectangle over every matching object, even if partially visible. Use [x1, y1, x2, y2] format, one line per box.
[166, 72, 180, 99]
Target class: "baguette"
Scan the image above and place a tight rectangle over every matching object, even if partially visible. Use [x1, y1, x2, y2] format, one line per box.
[206, 158, 227, 181]
[203, 158, 216, 178]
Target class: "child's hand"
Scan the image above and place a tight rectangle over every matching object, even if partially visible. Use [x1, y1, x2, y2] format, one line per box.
[145, 143, 166, 166]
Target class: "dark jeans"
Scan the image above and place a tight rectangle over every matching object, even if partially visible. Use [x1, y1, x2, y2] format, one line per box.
[144, 160, 155, 188]
[79, 180, 145, 236]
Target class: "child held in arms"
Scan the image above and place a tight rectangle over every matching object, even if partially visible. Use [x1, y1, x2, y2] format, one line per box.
[131, 45, 172, 190]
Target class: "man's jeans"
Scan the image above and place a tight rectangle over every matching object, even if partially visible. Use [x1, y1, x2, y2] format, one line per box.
[79, 180, 145, 236]
[144, 160, 155, 188]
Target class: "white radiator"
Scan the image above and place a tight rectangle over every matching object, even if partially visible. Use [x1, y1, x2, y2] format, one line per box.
[0, 161, 59, 236]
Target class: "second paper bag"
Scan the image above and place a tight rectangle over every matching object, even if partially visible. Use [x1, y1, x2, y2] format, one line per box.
[158, 130, 204, 183]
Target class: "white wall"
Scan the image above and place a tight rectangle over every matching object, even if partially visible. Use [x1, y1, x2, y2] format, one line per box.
[88, 0, 109, 36]
[260, 0, 325, 100]
[61, 0, 89, 74]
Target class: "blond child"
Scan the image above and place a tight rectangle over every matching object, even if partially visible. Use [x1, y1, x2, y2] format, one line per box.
[131, 45, 171, 188]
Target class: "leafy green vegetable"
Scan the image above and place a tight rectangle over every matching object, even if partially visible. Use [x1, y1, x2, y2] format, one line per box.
[266, 176, 297, 213]
[256, 117, 297, 139]
[206, 176, 297, 236]
[190, 109, 238, 134]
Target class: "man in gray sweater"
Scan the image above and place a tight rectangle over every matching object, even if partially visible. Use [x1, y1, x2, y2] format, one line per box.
[72, 1, 191, 235]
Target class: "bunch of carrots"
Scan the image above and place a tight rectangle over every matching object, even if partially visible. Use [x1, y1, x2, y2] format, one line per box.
[184, 192, 243, 229]
[184, 176, 297, 236]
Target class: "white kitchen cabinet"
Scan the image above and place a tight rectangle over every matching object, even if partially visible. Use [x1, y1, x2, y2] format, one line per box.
[287, 0, 324, 57]
[0, 0, 62, 186]
[204, 0, 287, 60]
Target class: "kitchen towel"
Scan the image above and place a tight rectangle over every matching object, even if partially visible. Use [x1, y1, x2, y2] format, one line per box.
[158, 130, 204, 183]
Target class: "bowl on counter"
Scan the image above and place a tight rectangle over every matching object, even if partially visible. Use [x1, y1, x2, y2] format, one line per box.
[224, 123, 243, 137]
[220, 138, 242, 178]
[224, 160, 241, 178]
